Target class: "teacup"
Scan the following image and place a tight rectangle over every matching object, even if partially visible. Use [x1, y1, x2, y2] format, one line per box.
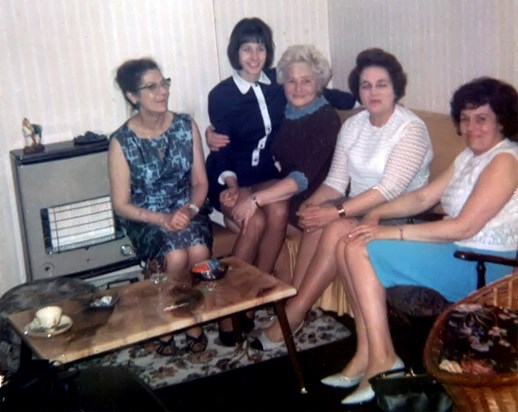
[35, 305, 62, 330]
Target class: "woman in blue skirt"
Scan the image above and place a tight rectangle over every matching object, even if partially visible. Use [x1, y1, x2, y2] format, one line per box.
[327, 77, 518, 405]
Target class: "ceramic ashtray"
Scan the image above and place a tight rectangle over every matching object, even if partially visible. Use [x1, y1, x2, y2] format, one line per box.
[86, 293, 120, 310]
[191, 258, 228, 281]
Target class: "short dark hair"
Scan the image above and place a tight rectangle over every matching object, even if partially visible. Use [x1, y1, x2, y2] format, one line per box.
[450, 77, 518, 141]
[227, 17, 275, 70]
[115, 58, 160, 109]
[348, 48, 407, 103]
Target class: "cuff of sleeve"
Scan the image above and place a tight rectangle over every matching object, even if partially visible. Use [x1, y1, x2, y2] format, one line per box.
[287, 171, 308, 194]
[218, 171, 237, 186]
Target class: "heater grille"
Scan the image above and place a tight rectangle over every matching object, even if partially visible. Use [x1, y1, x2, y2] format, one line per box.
[41, 195, 124, 254]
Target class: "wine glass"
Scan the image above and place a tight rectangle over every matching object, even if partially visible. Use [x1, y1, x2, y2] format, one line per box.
[147, 259, 168, 290]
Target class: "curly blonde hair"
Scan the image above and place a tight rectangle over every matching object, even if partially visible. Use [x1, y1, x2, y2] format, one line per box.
[277, 45, 332, 93]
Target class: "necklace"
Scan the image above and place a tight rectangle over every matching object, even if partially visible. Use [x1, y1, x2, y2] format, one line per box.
[131, 112, 171, 138]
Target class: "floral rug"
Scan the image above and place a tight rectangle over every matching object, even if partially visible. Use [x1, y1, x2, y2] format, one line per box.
[76, 308, 350, 389]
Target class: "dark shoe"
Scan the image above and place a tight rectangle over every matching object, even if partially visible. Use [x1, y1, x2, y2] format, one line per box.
[156, 335, 178, 356]
[218, 327, 237, 347]
[239, 312, 255, 334]
[185, 332, 208, 353]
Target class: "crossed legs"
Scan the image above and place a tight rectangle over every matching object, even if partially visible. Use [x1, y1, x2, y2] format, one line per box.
[334, 237, 400, 391]
[221, 186, 289, 274]
[220, 186, 289, 336]
[258, 218, 358, 342]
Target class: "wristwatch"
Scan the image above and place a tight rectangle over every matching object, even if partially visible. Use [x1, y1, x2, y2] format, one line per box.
[335, 203, 346, 218]
[188, 203, 200, 215]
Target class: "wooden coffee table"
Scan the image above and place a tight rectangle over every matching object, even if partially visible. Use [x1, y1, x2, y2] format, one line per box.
[7, 257, 307, 393]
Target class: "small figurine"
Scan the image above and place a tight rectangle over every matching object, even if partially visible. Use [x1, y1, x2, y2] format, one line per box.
[22, 117, 44, 154]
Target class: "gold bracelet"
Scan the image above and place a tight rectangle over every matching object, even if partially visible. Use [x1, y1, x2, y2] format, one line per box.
[398, 226, 404, 240]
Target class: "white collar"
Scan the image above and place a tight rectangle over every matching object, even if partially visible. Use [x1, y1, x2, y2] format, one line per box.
[232, 71, 272, 94]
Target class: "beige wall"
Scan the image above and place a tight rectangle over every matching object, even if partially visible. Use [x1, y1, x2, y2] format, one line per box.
[328, 0, 518, 113]
[0, 0, 515, 294]
[0, 0, 330, 294]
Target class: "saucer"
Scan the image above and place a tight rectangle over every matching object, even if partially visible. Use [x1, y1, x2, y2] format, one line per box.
[24, 315, 73, 338]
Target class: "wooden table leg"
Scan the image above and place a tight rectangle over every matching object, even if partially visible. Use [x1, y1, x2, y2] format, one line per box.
[274, 300, 307, 394]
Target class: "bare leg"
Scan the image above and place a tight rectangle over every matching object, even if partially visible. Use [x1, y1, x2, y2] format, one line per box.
[334, 238, 369, 377]
[164, 249, 189, 281]
[162, 249, 205, 344]
[220, 200, 267, 333]
[254, 199, 289, 273]
[291, 229, 323, 289]
[344, 238, 399, 389]
[262, 219, 358, 341]
[220, 202, 266, 265]
[187, 244, 211, 267]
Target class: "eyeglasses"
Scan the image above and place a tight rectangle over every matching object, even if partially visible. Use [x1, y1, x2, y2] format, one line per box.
[137, 78, 171, 93]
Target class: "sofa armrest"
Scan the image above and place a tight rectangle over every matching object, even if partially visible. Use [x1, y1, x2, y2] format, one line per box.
[454, 250, 518, 289]
[453, 250, 518, 268]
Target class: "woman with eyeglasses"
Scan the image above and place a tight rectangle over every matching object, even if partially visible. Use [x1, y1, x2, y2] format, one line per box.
[108, 58, 212, 355]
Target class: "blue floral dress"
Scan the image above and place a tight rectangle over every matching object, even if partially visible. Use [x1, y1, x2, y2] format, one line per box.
[112, 112, 212, 261]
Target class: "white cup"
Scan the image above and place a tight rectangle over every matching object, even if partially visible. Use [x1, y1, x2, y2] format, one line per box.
[35, 305, 62, 329]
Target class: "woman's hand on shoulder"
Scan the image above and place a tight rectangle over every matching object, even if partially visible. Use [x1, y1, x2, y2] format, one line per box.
[206, 125, 230, 151]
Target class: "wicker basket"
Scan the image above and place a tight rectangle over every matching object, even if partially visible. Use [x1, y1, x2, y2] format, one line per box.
[424, 271, 518, 412]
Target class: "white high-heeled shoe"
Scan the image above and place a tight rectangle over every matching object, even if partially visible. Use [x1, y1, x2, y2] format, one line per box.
[250, 322, 304, 351]
[341, 356, 405, 405]
[320, 372, 363, 388]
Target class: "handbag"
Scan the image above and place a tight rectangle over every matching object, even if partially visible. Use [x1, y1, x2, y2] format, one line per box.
[369, 368, 452, 412]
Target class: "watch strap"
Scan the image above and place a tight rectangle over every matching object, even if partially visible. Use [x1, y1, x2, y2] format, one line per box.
[335, 204, 346, 218]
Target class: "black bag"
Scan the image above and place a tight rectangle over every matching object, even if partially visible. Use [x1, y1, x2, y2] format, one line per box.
[369, 368, 453, 412]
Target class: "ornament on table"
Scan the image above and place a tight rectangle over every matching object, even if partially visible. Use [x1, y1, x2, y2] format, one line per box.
[22, 117, 44, 154]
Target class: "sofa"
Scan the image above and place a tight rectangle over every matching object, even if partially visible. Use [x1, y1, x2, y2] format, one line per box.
[210, 108, 466, 316]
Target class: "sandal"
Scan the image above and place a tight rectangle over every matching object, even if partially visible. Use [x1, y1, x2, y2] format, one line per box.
[185, 332, 208, 353]
[156, 335, 178, 356]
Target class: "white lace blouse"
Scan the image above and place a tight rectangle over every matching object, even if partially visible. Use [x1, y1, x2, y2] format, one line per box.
[442, 139, 518, 251]
[324, 105, 433, 200]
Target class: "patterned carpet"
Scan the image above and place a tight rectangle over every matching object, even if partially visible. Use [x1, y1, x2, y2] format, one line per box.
[76, 308, 351, 389]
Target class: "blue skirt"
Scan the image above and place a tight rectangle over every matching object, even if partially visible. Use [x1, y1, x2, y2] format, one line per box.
[367, 240, 516, 302]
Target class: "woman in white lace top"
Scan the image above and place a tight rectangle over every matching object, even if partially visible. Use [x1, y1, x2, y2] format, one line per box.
[251, 48, 433, 351]
[325, 77, 518, 405]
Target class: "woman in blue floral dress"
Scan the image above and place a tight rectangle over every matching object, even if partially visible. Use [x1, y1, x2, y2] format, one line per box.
[109, 58, 211, 353]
